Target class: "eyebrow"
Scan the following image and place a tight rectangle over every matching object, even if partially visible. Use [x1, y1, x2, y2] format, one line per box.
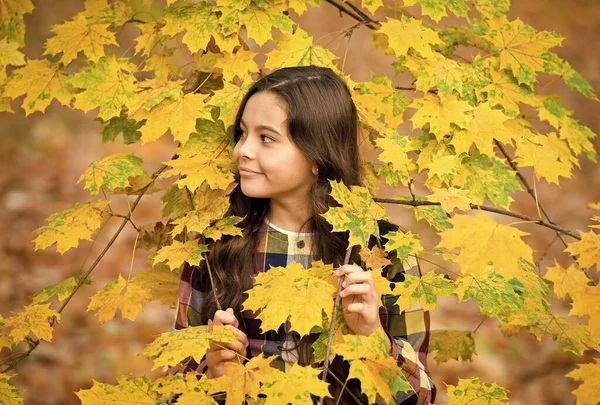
[240, 119, 281, 136]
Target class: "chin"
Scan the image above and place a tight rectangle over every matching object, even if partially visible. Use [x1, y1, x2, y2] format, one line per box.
[240, 184, 270, 199]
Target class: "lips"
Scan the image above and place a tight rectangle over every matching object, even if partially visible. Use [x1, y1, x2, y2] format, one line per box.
[239, 167, 262, 174]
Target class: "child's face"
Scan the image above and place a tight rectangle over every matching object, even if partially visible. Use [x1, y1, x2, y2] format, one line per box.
[233, 91, 317, 203]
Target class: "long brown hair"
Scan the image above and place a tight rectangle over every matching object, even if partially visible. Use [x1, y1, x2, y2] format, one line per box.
[196, 66, 373, 403]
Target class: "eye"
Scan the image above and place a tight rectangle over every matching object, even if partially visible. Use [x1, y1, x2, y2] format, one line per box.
[261, 135, 274, 143]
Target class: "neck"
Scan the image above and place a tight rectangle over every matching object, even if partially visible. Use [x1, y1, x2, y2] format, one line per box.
[268, 197, 312, 233]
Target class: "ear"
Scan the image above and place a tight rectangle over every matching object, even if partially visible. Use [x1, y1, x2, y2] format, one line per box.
[311, 165, 319, 176]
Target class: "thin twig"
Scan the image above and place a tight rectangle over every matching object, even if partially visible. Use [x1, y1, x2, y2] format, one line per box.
[321, 247, 353, 384]
[323, 0, 379, 30]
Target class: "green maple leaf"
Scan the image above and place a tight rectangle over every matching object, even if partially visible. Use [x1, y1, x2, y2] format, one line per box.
[0, 373, 23, 405]
[101, 111, 144, 144]
[446, 378, 509, 404]
[393, 272, 455, 312]
[32, 275, 90, 304]
[402, 0, 469, 22]
[162, 2, 219, 53]
[322, 179, 389, 248]
[77, 153, 145, 195]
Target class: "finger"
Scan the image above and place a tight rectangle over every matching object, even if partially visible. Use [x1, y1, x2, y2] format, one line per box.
[335, 264, 364, 277]
[343, 302, 367, 314]
[343, 272, 374, 288]
[340, 283, 372, 299]
[224, 325, 248, 346]
[213, 308, 239, 328]
[206, 348, 237, 364]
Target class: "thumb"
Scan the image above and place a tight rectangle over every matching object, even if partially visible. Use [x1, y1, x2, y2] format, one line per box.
[226, 308, 234, 315]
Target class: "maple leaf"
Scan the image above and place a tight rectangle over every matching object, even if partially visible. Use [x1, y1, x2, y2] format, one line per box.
[373, 130, 416, 187]
[0, 38, 24, 83]
[152, 372, 216, 404]
[75, 374, 161, 405]
[404, 53, 467, 100]
[354, 73, 410, 130]
[101, 111, 144, 144]
[259, 362, 331, 405]
[451, 102, 517, 157]
[134, 21, 165, 57]
[397, 195, 452, 231]
[0, 315, 15, 349]
[201, 80, 250, 130]
[44, 13, 117, 65]
[360, 0, 383, 14]
[415, 135, 461, 185]
[32, 275, 90, 305]
[403, 0, 469, 21]
[32, 200, 110, 254]
[410, 94, 473, 139]
[153, 240, 209, 271]
[472, 0, 509, 19]
[0, 0, 33, 19]
[264, 27, 338, 71]
[542, 51, 598, 101]
[452, 150, 521, 209]
[393, 272, 454, 312]
[454, 269, 529, 318]
[213, 49, 259, 82]
[77, 153, 145, 195]
[0, 373, 23, 405]
[384, 230, 423, 261]
[203, 216, 244, 241]
[437, 210, 533, 279]
[566, 360, 600, 405]
[159, 126, 236, 191]
[446, 378, 509, 404]
[87, 274, 152, 322]
[570, 284, 600, 334]
[513, 126, 578, 184]
[69, 55, 139, 121]
[429, 330, 476, 363]
[331, 330, 412, 403]
[170, 184, 232, 236]
[360, 245, 391, 271]
[288, 0, 321, 16]
[130, 267, 180, 309]
[428, 187, 472, 213]
[377, 15, 443, 60]
[238, 1, 293, 47]
[132, 91, 211, 144]
[479, 68, 538, 117]
[5, 303, 60, 343]
[322, 179, 389, 248]
[543, 261, 590, 300]
[162, 2, 219, 53]
[162, 185, 193, 218]
[132, 79, 183, 112]
[4, 59, 75, 115]
[484, 17, 563, 86]
[243, 261, 336, 336]
[558, 117, 597, 162]
[565, 230, 600, 271]
[143, 324, 238, 369]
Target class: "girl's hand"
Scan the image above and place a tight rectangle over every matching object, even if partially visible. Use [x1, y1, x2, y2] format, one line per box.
[335, 264, 385, 337]
[205, 308, 249, 379]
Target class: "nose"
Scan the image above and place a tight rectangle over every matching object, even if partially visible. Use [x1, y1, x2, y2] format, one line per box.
[235, 134, 257, 160]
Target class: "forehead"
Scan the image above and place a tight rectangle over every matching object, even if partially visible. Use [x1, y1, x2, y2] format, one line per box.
[241, 91, 288, 130]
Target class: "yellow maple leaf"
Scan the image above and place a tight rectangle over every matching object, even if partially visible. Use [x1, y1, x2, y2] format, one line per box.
[134, 22, 164, 57]
[0, 315, 15, 349]
[44, 13, 117, 65]
[446, 377, 509, 404]
[265, 27, 338, 71]
[287, 0, 320, 15]
[410, 94, 473, 139]
[32, 200, 110, 254]
[0, 0, 33, 19]
[558, 117, 596, 161]
[131, 79, 183, 112]
[437, 210, 533, 279]
[5, 303, 60, 343]
[87, 274, 152, 322]
[239, 2, 293, 46]
[69, 55, 139, 121]
[322, 179, 389, 248]
[374, 130, 416, 187]
[132, 92, 211, 144]
[429, 329, 476, 363]
[479, 68, 538, 117]
[213, 48, 259, 82]
[75, 374, 160, 405]
[377, 15, 443, 60]
[566, 360, 600, 405]
[331, 330, 412, 403]
[143, 324, 238, 370]
[384, 230, 423, 261]
[570, 284, 600, 334]
[393, 272, 454, 312]
[162, 2, 219, 53]
[0, 373, 23, 405]
[4, 59, 74, 115]
[130, 267, 180, 309]
[260, 362, 332, 405]
[153, 240, 209, 271]
[451, 102, 516, 157]
[243, 261, 336, 336]
[404, 53, 467, 100]
[354, 73, 410, 130]
[484, 17, 563, 86]
[565, 230, 600, 271]
[203, 216, 244, 241]
[0, 38, 25, 83]
[543, 261, 590, 300]
[77, 153, 145, 195]
[203, 79, 251, 130]
[428, 187, 472, 213]
[32, 275, 89, 305]
[360, 245, 391, 271]
[513, 126, 578, 184]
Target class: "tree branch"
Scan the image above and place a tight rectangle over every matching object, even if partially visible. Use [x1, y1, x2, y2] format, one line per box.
[373, 197, 581, 240]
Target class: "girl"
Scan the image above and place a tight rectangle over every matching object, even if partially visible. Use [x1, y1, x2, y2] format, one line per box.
[175, 66, 436, 404]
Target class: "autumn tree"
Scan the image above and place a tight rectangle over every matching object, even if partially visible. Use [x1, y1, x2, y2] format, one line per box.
[0, 0, 599, 404]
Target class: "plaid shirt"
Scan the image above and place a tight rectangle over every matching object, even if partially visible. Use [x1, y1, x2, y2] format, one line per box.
[175, 219, 436, 404]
